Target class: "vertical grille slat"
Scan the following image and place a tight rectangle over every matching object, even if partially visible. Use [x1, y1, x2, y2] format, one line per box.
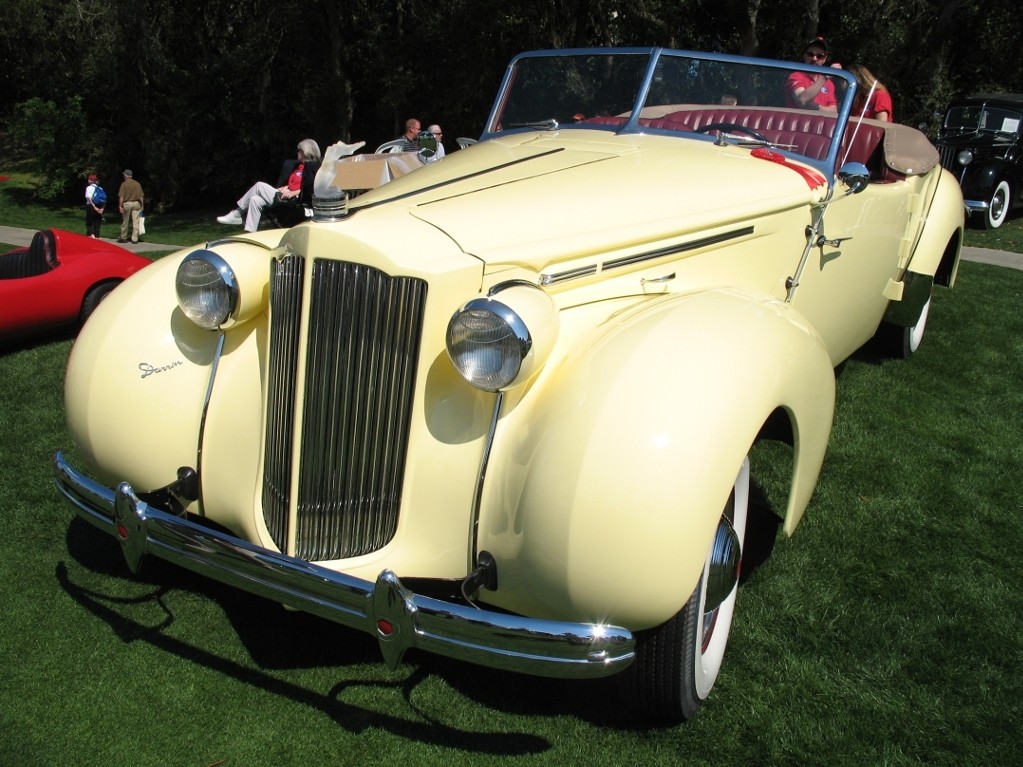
[261, 254, 427, 561]
[937, 144, 956, 171]
[261, 255, 305, 548]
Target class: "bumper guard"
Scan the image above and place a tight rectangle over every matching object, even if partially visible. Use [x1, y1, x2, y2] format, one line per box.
[53, 451, 634, 679]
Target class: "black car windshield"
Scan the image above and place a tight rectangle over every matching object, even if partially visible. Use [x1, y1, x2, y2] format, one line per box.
[944, 105, 1022, 135]
[484, 48, 858, 175]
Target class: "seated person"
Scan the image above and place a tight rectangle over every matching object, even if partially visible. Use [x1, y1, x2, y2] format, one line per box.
[785, 37, 840, 113]
[217, 139, 321, 232]
[399, 118, 422, 152]
[425, 124, 446, 162]
[847, 64, 893, 121]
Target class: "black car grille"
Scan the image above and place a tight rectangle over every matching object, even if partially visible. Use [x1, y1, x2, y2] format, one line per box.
[262, 254, 427, 560]
[937, 142, 1008, 171]
[937, 144, 957, 171]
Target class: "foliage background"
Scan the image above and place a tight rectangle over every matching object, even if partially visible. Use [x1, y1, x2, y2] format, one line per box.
[1, 0, 1020, 210]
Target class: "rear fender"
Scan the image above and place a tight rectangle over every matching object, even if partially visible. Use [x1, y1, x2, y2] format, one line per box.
[479, 288, 836, 628]
[908, 169, 964, 288]
[882, 169, 963, 328]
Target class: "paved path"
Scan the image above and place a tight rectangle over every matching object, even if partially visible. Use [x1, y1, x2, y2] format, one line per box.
[1, 224, 1021, 269]
[0, 225, 176, 254]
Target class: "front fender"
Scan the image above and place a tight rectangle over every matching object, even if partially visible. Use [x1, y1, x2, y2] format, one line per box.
[65, 240, 272, 496]
[961, 159, 1013, 201]
[478, 288, 836, 629]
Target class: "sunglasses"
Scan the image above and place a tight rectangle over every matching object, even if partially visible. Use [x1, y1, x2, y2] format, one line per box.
[804, 51, 826, 60]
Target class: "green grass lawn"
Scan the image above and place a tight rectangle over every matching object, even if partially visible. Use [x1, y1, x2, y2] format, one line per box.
[0, 171, 226, 250]
[2, 259, 1021, 764]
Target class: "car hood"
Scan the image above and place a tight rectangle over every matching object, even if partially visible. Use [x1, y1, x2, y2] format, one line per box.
[937, 131, 1018, 149]
[345, 131, 824, 270]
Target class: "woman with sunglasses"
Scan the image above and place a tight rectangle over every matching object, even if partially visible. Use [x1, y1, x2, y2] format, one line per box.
[785, 36, 842, 112]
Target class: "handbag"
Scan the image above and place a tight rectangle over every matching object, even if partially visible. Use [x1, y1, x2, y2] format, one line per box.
[273, 191, 301, 207]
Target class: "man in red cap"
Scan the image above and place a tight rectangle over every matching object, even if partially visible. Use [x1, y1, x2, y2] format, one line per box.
[785, 36, 841, 112]
[85, 173, 105, 239]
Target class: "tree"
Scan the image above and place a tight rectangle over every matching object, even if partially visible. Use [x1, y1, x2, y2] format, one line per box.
[2, 0, 1019, 210]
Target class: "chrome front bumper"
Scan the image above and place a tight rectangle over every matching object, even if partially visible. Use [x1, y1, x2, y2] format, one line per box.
[53, 452, 634, 679]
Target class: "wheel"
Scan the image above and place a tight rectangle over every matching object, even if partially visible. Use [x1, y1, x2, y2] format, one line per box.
[617, 458, 749, 723]
[901, 294, 931, 357]
[983, 180, 1011, 229]
[878, 292, 931, 359]
[694, 122, 770, 143]
[80, 281, 118, 324]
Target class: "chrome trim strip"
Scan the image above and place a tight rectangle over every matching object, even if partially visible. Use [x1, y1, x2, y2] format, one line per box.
[53, 451, 634, 679]
[469, 391, 504, 570]
[195, 332, 226, 515]
[540, 265, 598, 286]
[602, 227, 756, 272]
[540, 226, 756, 286]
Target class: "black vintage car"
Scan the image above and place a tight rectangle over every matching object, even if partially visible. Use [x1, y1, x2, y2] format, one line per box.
[936, 93, 1023, 229]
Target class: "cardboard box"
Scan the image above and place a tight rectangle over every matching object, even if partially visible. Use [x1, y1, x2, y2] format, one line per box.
[329, 153, 423, 191]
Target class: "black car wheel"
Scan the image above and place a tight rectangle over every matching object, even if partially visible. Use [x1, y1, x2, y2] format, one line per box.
[983, 180, 1011, 229]
[80, 281, 119, 324]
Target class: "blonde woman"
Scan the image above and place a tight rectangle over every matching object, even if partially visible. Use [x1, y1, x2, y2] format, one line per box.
[848, 64, 893, 122]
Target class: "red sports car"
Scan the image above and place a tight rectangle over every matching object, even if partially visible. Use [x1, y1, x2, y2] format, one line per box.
[0, 229, 152, 343]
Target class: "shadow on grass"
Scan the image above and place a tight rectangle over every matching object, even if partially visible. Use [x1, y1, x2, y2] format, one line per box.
[58, 479, 786, 737]
[58, 520, 553, 754]
[1, 325, 76, 355]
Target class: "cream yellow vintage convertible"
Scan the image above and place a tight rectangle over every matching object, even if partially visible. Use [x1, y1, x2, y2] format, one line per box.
[54, 47, 964, 723]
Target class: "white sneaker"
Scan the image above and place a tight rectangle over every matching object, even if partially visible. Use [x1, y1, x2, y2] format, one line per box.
[217, 210, 243, 225]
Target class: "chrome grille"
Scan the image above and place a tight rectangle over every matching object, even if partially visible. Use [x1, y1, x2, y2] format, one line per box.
[937, 144, 957, 171]
[262, 255, 305, 547]
[262, 255, 427, 560]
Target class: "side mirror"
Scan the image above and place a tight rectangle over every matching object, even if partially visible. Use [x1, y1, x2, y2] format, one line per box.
[838, 161, 870, 195]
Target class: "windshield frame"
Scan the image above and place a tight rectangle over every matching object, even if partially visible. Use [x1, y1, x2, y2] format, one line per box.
[482, 47, 860, 183]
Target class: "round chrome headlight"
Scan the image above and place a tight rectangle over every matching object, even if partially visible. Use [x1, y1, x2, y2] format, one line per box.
[447, 299, 529, 391]
[175, 250, 238, 330]
[957, 149, 974, 166]
[446, 284, 559, 392]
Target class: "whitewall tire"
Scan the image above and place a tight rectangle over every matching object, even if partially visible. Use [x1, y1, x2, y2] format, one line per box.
[617, 458, 749, 723]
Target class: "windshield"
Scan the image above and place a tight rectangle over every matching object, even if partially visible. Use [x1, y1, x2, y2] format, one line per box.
[484, 48, 858, 175]
[943, 104, 1022, 135]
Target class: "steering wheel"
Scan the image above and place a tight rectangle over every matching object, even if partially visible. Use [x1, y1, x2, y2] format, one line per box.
[694, 122, 770, 143]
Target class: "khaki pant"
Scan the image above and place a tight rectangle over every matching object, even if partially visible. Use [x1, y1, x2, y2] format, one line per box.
[120, 200, 142, 242]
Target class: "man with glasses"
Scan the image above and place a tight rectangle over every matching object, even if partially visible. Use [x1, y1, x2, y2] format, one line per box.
[785, 37, 841, 112]
[426, 124, 446, 161]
